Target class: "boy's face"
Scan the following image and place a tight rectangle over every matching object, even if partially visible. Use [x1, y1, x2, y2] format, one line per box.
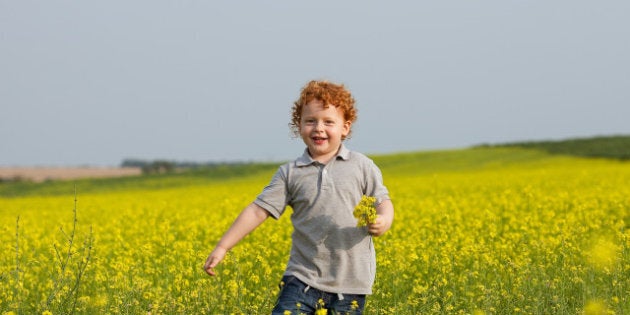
[299, 99, 351, 163]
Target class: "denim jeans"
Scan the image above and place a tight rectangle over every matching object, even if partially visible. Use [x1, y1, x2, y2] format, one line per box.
[271, 275, 366, 315]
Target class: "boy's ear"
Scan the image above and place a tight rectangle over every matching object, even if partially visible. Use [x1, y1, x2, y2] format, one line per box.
[343, 120, 352, 136]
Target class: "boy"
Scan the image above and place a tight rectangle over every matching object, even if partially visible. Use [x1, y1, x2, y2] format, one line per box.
[203, 80, 394, 314]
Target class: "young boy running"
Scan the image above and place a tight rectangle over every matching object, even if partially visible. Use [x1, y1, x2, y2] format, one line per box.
[204, 80, 394, 314]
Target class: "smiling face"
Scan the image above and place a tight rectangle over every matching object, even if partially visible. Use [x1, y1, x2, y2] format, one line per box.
[299, 99, 351, 164]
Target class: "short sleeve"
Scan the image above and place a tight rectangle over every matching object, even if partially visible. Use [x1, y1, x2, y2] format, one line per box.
[363, 159, 390, 205]
[254, 164, 290, 219]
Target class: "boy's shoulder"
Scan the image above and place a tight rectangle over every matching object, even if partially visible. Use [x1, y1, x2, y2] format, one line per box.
[342, 147, 376, 165]
[346, 149, 372, 161]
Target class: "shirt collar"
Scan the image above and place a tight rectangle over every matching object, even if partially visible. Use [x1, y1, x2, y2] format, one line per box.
[296, 144, 350, 166]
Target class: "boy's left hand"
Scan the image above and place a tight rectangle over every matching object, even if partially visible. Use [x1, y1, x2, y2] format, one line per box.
[368, 215, 389, 236]
[368, 199, 394, 236]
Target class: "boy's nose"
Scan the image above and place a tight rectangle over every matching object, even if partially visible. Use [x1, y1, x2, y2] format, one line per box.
[314, 121, 325, 130]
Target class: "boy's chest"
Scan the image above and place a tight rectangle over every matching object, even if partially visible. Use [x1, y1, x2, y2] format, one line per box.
[288, 164, 364, 207]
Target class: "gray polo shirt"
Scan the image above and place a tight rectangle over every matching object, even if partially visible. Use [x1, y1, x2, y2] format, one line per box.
[254, 144, 390, 294]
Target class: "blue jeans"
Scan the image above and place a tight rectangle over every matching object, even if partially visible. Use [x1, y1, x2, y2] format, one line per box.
[271, 275, 366, 315]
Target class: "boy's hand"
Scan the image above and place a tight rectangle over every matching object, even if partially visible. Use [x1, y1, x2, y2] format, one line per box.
[367, 215, 389, 236]
[368, 199, 394, 237]
[203, 246, 227, 276]
[202, 203, 271, 277]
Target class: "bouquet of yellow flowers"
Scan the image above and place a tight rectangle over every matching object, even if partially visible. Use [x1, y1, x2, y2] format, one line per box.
[353, 195, 377, 227]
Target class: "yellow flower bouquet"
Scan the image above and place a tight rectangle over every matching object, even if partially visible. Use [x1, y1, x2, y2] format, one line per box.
[353, 195, 377, 227]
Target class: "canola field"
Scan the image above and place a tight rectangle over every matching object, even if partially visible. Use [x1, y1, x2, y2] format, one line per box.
[1, 148, 629, 314]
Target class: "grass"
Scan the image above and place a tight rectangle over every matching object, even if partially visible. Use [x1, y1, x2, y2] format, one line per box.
[1, 145, 629, 314]
[0, 162, 279, 198]
[479, 134, 630, 160]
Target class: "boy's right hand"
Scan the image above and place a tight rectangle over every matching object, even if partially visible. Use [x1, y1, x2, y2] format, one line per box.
[203, 246, 227, 276]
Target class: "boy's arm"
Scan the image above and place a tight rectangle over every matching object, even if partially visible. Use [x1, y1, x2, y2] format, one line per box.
[368, 199, 394, 237]
[203, 202, 270, 276]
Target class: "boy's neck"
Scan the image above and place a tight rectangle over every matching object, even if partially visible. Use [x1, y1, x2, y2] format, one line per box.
[307, 145, 342, 164]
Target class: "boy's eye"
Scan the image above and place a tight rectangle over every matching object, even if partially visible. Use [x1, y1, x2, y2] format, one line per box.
[302, 119, 335, 126]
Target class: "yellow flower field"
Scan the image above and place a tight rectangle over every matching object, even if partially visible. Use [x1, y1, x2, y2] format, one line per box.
[1, 148, 629, 314]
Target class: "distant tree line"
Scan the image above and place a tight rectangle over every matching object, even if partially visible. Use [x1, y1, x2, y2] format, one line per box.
[120, 159, 259, 174]
[120, 159, 175, 174]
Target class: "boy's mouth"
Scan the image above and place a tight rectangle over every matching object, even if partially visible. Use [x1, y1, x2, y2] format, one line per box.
[312, 136, 328, 145]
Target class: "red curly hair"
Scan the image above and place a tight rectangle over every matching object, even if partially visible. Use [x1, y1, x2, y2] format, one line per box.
[290, 80, 357, 139]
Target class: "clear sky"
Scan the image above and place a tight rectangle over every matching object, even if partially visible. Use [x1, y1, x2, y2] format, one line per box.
[2, 1, 629, 166]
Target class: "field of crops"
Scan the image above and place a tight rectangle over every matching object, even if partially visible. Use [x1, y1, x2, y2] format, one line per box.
[1, 147, 629, 314]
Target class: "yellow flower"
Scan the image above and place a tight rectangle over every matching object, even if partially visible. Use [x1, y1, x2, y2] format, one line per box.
[283, 311, 292, 315]
[315, 298, 327, 315]
[584, 299, 607, 315]
[42, 312, 53, 315]
[351, 300, 359, 310]
[586, 237, 619, 271]
[353, 195, 377, 227]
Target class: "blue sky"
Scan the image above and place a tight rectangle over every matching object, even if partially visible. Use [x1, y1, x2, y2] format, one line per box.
[2, 1, 629, 166]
